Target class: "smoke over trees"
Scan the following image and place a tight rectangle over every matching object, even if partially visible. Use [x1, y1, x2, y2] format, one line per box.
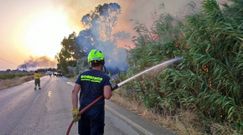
[18, 56, 56, 70]
[56, 3, 131, 75]
[76, 3, 130, 74]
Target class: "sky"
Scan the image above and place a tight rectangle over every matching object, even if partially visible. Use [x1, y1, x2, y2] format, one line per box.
[0, 0, 207, 70]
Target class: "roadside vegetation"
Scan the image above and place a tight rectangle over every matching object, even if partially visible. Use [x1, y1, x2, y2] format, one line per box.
[56, 0, 242, 134]
[0, 72, 31, 80]
[0, 71, 33, 90]
[117, 0, 243, 134]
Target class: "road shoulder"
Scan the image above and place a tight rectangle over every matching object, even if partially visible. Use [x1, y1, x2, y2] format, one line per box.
[106, 100, 175, 135]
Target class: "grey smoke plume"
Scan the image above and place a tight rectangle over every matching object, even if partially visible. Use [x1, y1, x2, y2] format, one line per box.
[54, 0, 207, 74]
[120, 0, 202, 29]
[76, 3, 129, 73]
[18, 56, 56, 70]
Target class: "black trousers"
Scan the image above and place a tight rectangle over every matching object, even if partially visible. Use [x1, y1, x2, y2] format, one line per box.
[78, 108, 104, 135]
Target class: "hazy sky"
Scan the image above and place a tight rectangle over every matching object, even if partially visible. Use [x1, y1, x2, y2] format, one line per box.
[0, 0, 203, 70]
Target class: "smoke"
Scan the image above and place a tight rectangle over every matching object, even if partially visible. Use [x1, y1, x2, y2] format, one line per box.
[52, 0, 203, 41]
[119, 0, 202, 29]
[76, 3, 130, 74]
[52, 0, 205, 74]
[18, 56, 56, 70]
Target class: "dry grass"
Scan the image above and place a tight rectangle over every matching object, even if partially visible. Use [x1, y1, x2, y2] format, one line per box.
[210, 123, 235, 135]
[0, 75, 33, 90]
[111, 90, 202, 135]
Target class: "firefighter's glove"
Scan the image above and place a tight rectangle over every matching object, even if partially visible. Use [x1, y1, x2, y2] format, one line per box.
[72, 108, 80, 122]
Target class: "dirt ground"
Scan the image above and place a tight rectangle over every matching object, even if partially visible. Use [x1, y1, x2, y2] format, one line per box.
[0, 76, 33, 90]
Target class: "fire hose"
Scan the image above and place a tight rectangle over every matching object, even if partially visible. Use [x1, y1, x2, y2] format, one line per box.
[66, 57, 182, 135]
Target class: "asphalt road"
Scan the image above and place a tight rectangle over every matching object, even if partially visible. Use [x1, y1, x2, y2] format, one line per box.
[0, 76, 174, 135]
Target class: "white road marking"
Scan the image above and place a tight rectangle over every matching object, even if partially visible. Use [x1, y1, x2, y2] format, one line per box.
[48, 91, 52, 97]
[106, 105, 153, 135]
[67, 82, 75, 86]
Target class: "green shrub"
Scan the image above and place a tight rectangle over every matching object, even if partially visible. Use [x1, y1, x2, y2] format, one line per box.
[120, 0, 243, 133]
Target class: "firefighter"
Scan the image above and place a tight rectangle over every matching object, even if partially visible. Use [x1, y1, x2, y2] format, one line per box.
[71, 49, 112, 135]
[34, 70, 41, 90]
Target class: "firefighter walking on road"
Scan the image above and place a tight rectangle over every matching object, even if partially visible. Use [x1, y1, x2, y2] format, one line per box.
[71, 49, 112, 135]
[34, 70, 41, 90]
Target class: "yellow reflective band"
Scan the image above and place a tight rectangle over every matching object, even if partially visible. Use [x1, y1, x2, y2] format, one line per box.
[80, 75, 103, 83]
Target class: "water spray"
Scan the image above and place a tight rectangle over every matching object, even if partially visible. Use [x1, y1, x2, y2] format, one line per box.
[66, 57, 183, 135]
[117, 57, 183, 87]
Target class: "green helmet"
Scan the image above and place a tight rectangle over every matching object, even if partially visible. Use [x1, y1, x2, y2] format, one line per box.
[87, 49, 105, 63]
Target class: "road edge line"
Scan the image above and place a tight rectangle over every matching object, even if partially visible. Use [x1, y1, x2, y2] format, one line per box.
[106, 104, 153, 135]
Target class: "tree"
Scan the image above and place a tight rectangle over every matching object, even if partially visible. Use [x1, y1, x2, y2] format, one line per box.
[123, 0, 243, 133]
[56, 32, 85, 76]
